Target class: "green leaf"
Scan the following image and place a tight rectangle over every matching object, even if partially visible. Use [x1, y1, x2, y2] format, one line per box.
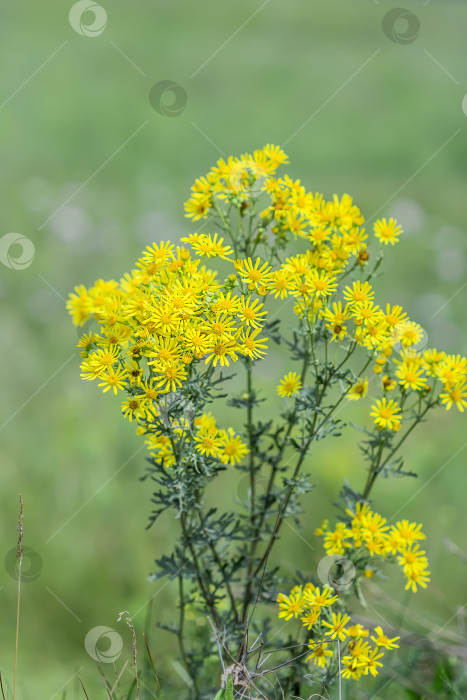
[213, 675, 234, 700]
[225, 676, 234, 700]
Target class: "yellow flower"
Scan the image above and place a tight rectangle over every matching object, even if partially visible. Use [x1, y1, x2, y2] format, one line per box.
[371, 626, 400, 650]
[391, 520, 425, 547]
[239, 328, 268, 359]
[205, 339, 240, 367]
[440, 380, 467, 412]
[308, 270, 338, 298]
[190, 232, 233, 260]
[322, 301, 350, 341]
[237, 296, 267, 329]
[404, 567, 431, 592]
[194, 427, 223, 458]
[277, 372, 302, 398]
[323, 523, 352, 555]
[347, 377, 368, 400]
[97, 367, 128, 395]
[277, 589, 305, 620]
[343, 280, 374, 306]
[301, 606, 322, 630]
[184, 192, 212, 220]
[321, 612, 350, 641]
[360, 648, 385, 677]
[306, 641, 333, 667]
[219, 428, 248, 465]
[304, 586, 338, 609]
[370, 398, 402, 431]
[374, 217, 402, 245]
[381, 375, 396, 391]
[67, 284, 93, 325]
[235, 257, 272, 291]
[121, 397, 146, 422]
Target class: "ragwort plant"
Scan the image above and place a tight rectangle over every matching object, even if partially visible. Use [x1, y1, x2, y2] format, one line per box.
[68, 145, 467, 698]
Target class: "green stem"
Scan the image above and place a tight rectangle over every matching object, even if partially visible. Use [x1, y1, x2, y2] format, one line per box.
[180, 513, 221, 628]
[362, 400, 435, 500]
[177, 575, 200, 695]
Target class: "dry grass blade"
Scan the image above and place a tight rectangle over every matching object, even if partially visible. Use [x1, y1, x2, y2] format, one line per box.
[142, 633, 163, 696]
[0, 672, 7, 700]
[117, 611, 140, 699]
[108, 659, 129, 698]
[97, 666, 114, 698]
[78, 675, 90, 699]
[13, 494, 24, 700]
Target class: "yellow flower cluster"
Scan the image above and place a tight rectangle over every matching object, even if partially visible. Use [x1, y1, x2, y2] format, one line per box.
[185, 145, 467, 426]
[277, 582, 400, 680]
[317, 504, 430, 593]
[143, 412, 248, 467]
[67, 242, 257, 465]
[68, 144, 467, 470]
[184, 143, 290, 220]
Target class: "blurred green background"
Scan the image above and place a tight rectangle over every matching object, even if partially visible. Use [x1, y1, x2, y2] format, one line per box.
[1, 0, 467, 697]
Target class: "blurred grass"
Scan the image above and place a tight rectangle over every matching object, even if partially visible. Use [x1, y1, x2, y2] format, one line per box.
[1, 0, 467, 696]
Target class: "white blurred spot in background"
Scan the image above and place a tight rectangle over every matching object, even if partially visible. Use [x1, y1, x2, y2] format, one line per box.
[389, 198, 426, 236]
[49, 205, 92, 243]
[135, 211, 178, 245]
[436, 247, 466, 282]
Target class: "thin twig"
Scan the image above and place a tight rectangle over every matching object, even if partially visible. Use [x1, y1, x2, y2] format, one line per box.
[78, 675, 90, 700]
[13, 494, 24, 700]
